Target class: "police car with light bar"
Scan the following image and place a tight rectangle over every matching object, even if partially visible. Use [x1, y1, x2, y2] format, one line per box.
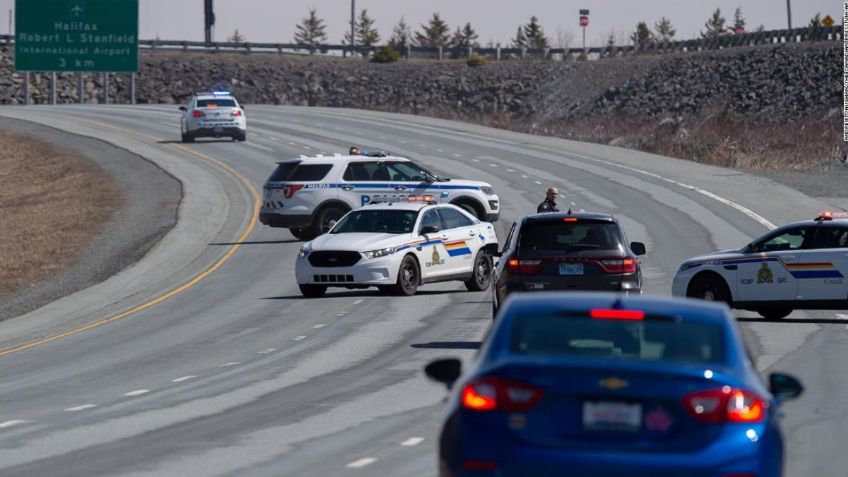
[673, 211, 848, 319]
[260, 153, 500, 240]
[179, 91, 247, 142]
[295, 195, 499, 297]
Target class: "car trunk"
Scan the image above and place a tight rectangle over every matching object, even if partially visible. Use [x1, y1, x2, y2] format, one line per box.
[515, 250, 631, 292]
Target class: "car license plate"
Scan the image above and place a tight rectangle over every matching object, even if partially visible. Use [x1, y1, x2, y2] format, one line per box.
[559, 263, 584, 275]
[582, 401, 641, 432]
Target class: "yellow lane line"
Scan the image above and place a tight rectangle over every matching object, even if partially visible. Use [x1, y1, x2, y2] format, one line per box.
[0, 119, 261, 357]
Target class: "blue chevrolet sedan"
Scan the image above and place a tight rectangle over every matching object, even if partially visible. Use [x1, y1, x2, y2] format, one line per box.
[425, 293, 803, 477]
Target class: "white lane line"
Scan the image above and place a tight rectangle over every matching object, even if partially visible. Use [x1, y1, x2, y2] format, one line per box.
[124, 389, 150, 397]
[489, 164, 498, 168]
[0, 420, 27, 429]
[571, 202, 577, 206]
[378, 135, 387, 140]
[436, 148, 444, 153]
[401, 437, 425, 447]
[419, 144, 428, 148]
[353, 299, 363, 305]
[507, 168, 515, 172]
[302, 146, 312, 150]
[521, 174, 528, 179]
[288, 142, 296, 146]
[245, 142, 275, 153]
[268, 136, 279, 141]
[314, 324, 326, 329]
[258, 348, 277, 355]
[471, 158, 480, 162]
[534, 180, 542, 184]
[453, 153, 462, 158]
[293, 336, 307, 341]
[219, 362, 240, 368]
[346, 458, 378, 469]
[172, 375, 197, 383]
[249, 132, 259, 137]
[65, 404, 97, 412]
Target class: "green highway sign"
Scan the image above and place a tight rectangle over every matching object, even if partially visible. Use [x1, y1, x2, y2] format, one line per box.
[15, 0, 138, 72]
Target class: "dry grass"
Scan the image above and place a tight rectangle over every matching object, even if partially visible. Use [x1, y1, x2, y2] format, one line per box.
[0, 131, 120, 296]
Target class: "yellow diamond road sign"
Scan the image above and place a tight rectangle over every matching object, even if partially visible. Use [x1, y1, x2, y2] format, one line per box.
[822, 15, 834, 27]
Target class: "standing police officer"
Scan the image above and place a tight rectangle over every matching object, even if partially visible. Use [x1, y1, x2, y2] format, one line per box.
[537, 187, 560, 213]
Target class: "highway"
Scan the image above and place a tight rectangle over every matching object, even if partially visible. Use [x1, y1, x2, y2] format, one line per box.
[0, 105, 844, 476]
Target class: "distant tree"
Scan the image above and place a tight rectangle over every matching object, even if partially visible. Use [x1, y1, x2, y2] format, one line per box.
[294, 8, 327, 53]
[732, 7, 746, 34]
[754, 24, 766, 32]
[606, 31, 616, 48]
[654, 16, 676, 41]
[415, 12, 450, 48]
[451, 22, 480, 49]
[701, 8, 728, 38]
[388, 16, 412, 48]
[227, 29, 245, 43]
[343, 9, 380, 54]
[512, 25, 528, 48]
[809, 13, 822, 27]
[522, 16, 549, 49]
[631, 21, 654, 46]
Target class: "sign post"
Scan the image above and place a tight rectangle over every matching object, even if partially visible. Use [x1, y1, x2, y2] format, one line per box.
[579, 9, 590, 56]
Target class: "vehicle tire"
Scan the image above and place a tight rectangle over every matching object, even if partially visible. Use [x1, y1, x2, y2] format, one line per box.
[757, 308, 793, 320]
[181, 132, 194, 143]
[289, 227, 315, 241]
[452, 200, 484, 220]
[686, 274, 732, 305]
[465, 252, 493, 292]
[311, 205, 349, 237]
[391, 255, 420, 296]
[299, 284, 327, 298]
[236, 132, 247, 142]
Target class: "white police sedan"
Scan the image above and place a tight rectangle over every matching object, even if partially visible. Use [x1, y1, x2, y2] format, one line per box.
[295, 197, 499, 297]
[178, 91, 247, 142]
[672, 212, 848, 319]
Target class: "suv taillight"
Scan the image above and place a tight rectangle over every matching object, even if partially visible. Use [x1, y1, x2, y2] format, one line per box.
[682, 387, 766, 423]
[192, 110, 205, 118]
[283, 184, 304, 199]
[506, 258, 542, 274]
[598, 258, 636, 274]
[461, 377, 544, 412]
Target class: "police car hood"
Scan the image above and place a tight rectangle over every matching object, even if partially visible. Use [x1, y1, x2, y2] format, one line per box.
[309, 233, 409, 252]
[683, 248, 746, 265]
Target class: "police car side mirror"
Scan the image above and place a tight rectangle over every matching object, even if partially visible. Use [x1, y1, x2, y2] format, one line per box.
[630, 242, 646, 256]
[420, 225, 441, 235]
[178, 106, 187, 112]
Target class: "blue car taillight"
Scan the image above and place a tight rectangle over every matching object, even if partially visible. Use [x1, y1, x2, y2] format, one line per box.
[461, 376, 544, 412]
[682, 387, 766, 423]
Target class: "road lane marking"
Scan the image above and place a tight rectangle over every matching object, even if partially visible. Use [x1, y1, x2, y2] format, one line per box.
[436, 148, 443, 153]
[293, 336, 307, 341]
[336, 312, 348, 316]
[507, 168, 515, 172]
[453, 153, 462, 157]
[534, 180, 542, 184]
[303, 146, 312, 150]
[289, 142, 296, 145]
[401, 437, 425, 446]
[489, 164, 498, 167]
[219, 362, 240, 368]
[268, 136, 279, 141]
[258, 348, 277, 354]
[346, 458, 377, 469]
[314, 324, 326, 329]
[0, 119, 261, 358]
[172, 375, 197, 383]
[245, 142, 275, 152]
[65, 404, 97, 412]
[124, 389, 150, 397]
[471, 158, 480, 162]
[0, 420, 27, 429]
[353, 299, 363, 305]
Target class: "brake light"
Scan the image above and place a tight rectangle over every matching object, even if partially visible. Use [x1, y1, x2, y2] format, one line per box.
[598, 258, 637, 274]
[231, 109, 243, 117]
[462, 460, 498, 471]
[282, 184, 304, 199]
[506, 258, 542, 274]
[461, 377, 544, 412]
[563, 217, 578, 222]
[192, 110, 205, 118]
[682, 387, 766, 423]
[590, 308, 645, 320]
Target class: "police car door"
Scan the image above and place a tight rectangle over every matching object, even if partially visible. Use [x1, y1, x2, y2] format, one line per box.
[737, 227, 807, 303]
[796, 225, 848, 301]
[341, 161, 393, 208]
[437, 206, 478, 275]
[416, 208, 452, 278]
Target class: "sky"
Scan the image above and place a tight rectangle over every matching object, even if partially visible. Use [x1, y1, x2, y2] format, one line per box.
[0, 0, 836, 47]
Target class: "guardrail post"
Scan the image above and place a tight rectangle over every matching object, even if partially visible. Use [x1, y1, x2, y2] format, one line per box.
[51, 72, 57, 104]
[437, 46, 443, 61]
[406, 44, 412, 58]
[496, 47, 501, 62]
[102, 72, 109, 104]
[23, 72, 29, 105]
[77, 72, 84, 104]
[130, 73, 136, 104]
[467, 46, 473, 58]
[520, 47, 526, 60]
[543, 47, 550, 59]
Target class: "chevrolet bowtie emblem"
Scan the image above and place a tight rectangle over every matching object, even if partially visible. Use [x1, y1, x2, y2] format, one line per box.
[598, 377, 628, 390]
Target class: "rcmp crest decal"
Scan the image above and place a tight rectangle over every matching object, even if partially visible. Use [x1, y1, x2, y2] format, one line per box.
[426, 245, 445, 267]
[756, 262, 774, 284]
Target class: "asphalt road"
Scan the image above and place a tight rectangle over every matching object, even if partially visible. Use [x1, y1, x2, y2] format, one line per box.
[0, 105, 845, 476]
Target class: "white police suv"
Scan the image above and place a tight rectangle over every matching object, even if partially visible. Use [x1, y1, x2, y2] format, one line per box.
[179, 91, 246, 142]
[295, 196, 499, 297]
[260, 153, 500, 240]
[673, 211, 848, 319]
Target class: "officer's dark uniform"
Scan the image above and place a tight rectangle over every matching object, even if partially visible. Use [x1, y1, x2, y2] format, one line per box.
[537, 198, 559, 213]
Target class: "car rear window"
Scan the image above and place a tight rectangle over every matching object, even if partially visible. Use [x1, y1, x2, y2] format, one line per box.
[509, 313, 725, 364]
[520, 220, 624, 253]
[197, 99, 237, 108]
[268, 163, 333, 182]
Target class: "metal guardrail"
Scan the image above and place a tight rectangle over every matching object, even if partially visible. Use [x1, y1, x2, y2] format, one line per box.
[0, 25, 841, 60]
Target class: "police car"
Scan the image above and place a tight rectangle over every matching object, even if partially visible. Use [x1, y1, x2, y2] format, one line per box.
[178, 91, 247, 142]
[260, 153, 500, 240]
[295, 196, 499, 297]
[673, 211, 848, 319]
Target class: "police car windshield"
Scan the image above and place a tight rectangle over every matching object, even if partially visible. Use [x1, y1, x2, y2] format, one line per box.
[407, 161, 447, 182]
[197, 99, 237, 108]
[330, 210, 418, 234]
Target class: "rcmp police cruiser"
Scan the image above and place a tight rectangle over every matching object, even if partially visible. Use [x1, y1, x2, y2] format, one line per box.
[295, 196, 499, 297]
[673, 211, 848, 319]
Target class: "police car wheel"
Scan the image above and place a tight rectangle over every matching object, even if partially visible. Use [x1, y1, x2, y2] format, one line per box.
[299, 284, 327, 298]
[465, 252, 493, 292]
[313, 205, 349, 237]
[686, 274, 731, 304]
[181, 132, 194, 143]
[392, 255, 420, 296]
[757, 308, 793, 320]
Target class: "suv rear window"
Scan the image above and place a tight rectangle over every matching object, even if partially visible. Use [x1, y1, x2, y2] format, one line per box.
[510, 313, 724, 364]
[520, 220, 623, 253]
[268, 163, 333, 182]
[197, 99, 237, 108]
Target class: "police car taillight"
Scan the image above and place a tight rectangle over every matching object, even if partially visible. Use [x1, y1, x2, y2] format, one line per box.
[192, 110, 205, 118]
[231, 110, 243, 117]
[283, 184, 304, 199]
